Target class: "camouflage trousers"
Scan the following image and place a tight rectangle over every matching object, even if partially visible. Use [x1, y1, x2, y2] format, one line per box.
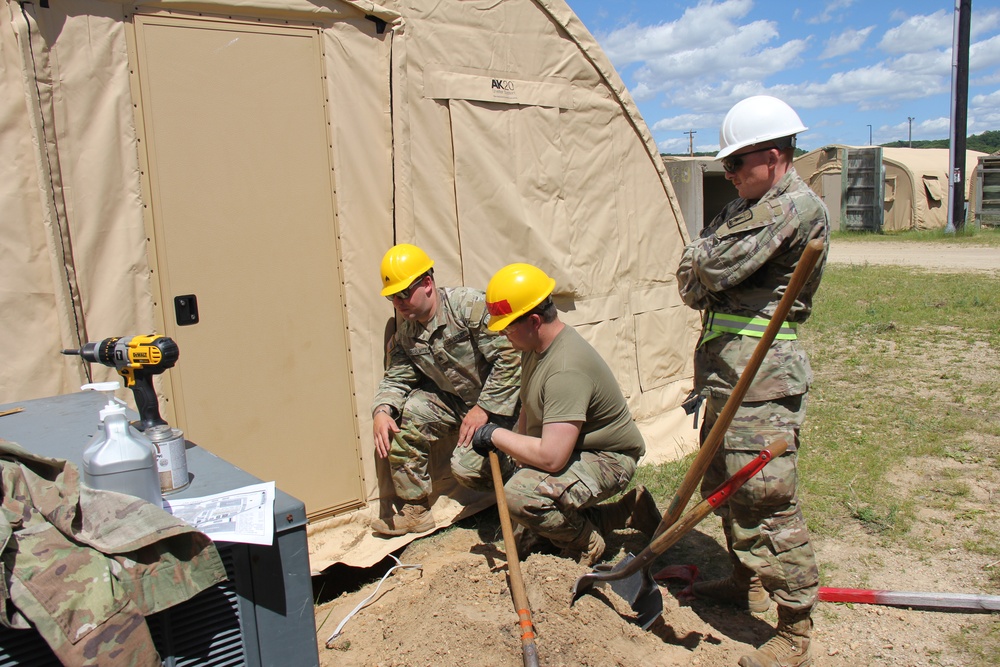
[700, 393, 819, 612]
[452, 448, 636, 548]
[388, 387, 473, 501]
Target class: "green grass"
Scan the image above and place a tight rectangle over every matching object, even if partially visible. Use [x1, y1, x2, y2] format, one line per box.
[799, 265, 999, 540]
[950, 618, 1000, 667]
[831, 225, 1000, 245]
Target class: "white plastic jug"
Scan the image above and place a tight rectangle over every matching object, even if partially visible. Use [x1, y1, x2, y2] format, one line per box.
[81, 382, 162, 507]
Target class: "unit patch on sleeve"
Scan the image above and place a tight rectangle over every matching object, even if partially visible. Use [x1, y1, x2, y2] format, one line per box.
[716, 201, 778, 239]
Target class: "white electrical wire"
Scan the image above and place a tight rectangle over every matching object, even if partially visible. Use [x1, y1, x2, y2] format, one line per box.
[325, 554, 423, 644]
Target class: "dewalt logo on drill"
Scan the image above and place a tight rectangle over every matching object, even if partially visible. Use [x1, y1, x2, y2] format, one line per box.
[131, 347, 162, 364]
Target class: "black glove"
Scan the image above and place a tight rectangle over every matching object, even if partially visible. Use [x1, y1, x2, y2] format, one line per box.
[471, 423, 500, 456]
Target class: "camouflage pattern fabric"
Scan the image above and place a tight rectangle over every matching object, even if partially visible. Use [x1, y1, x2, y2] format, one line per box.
[373, 286, 521, 417]
[374, 286, 521, 500]
[677, 167, 828, 614]
[1, 439, 226, 666]
[699, 395, 819, 611]
[387, 387, 469, 501]
[452, 449, 635, 548]
[676, 168, 829, 403]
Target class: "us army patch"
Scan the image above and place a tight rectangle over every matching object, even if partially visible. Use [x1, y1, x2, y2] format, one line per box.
[716, 200, 777, 238]
[469, 298, 486, 325]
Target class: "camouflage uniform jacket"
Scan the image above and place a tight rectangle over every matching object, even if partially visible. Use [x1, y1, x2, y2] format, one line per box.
[676, 168, 830, 402]
[0, 439, 226, 666]
[373, 286, 521, 417]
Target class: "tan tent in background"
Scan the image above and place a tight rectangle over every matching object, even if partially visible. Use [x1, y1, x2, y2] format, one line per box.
[1, 0, 699, 568]
[795, 145, 986, 232]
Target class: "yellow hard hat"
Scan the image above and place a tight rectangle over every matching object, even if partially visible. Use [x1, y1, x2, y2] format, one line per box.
[485, 263, 556, 332]
[380, 244, 434, 296]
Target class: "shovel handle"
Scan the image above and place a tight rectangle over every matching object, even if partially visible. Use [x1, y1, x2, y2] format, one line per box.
[489, 451, 539, 667]
[641, 440, 787, 567]
[587, 440, 788, 586]
[572, 441, 787, 597]
[653, 238, 824, 538]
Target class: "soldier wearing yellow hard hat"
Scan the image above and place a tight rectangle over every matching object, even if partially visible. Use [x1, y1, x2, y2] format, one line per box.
[370, 244, 521, 536]
[453, 263, 659, 566]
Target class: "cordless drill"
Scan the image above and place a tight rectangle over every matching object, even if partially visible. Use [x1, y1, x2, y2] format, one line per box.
[62, 334, 179, 431]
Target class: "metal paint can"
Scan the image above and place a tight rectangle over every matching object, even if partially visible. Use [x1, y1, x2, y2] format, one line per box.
[146, 424, 190, 494]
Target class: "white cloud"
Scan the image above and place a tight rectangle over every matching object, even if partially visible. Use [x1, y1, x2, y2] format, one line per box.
[820, 26, 874, 59]
[971, 34, 1000, 70]
[970, 88, 1000, 129]
[971, 9, 1000, 39]
[808, 0, 857, 25]
[777, 62, 949, 112]
[878, 10, 951, 54]
[651, 113, 718, 133]
[598, 0, 756, 67]
[971, 89, 1000, 107]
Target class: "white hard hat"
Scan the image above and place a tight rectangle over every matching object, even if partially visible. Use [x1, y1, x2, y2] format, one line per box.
[716, 95, 807, 159]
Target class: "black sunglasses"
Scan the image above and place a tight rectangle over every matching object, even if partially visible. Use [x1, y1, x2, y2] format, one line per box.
[721, 145, 777, 174]
[386, 277, 424, 302]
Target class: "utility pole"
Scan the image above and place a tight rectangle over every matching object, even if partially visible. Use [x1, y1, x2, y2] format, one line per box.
[684, 130, 697, 157]
[947, 0, 971, 233]
[907, 117, 915, 148]
[867, 124, 872, 146]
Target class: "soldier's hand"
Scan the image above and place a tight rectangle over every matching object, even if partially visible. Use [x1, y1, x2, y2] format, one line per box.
[458, 404, 489, 447]
[373, 411, 400, 459]
[471, 423, 499, 457]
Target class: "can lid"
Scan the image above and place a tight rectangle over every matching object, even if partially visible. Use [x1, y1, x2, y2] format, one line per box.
[145, 424, 174, 441]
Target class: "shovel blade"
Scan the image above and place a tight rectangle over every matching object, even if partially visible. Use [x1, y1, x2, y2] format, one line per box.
[573, 554, 663, 630]
[607, 554, 663, 630]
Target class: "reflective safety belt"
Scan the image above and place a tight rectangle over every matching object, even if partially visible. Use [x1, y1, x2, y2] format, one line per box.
[699, 311, 797, 347]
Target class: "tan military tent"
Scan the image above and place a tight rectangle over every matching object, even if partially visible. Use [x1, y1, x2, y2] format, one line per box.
[1, 0, 700, 567]
[795, 145, 987, 232]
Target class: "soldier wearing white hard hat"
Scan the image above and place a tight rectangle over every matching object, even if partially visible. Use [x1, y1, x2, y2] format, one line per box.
[676, 95, 830, 667]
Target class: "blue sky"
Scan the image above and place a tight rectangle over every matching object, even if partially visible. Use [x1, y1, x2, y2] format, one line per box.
[564, 0, 1000, 154]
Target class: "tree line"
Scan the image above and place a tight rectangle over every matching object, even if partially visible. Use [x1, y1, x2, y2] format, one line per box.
[880, 129, 1000, 153]
[662, 130, 1000, 158]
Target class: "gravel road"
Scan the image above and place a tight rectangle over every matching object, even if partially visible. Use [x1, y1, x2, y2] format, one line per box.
[827, 241, 1000, 273]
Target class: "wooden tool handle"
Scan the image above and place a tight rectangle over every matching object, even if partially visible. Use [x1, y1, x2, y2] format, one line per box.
[489, 451, 539, 667]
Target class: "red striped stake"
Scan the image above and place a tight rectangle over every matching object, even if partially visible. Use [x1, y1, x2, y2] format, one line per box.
[819, 587, 1000, 613]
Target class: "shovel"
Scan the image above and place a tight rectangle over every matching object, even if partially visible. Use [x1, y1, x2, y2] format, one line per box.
[572, 440, 787, 628]
[571, 237, 825, 626]
[489, 450, 540, 667]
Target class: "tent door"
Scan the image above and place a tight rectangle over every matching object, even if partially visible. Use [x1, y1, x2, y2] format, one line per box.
[841, 147, 884, 232]
[131, 13, 364, 519]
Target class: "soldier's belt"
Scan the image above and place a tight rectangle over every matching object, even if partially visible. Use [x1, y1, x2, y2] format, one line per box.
[699, 311, 797, 346]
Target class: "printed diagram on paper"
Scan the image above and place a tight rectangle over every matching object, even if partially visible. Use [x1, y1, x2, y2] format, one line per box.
[164, 481, 275, 545]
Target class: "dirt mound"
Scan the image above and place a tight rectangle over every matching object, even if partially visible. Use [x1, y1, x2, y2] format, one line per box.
[316, 524, 769, 666]
[315, 515, 997, 667]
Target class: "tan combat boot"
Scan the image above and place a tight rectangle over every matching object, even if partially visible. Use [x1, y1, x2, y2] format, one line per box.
[558, 521, 606, 567]
[738, 607, 813, 667]
[371, 499, 435, 536]
[589, 485, 662, 538]
[692, 572, 770, 613]
[510, 523, 541, 557]
[625, 486, 662, 537]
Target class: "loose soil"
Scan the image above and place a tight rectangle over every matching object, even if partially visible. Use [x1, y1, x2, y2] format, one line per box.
[313, 242, 999, 667]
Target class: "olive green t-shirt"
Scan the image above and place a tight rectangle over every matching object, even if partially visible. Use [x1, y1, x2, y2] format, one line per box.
[520, 325, 645, 458]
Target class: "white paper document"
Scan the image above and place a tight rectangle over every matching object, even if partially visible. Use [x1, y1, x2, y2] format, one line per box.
[164, 481, 275, 546]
